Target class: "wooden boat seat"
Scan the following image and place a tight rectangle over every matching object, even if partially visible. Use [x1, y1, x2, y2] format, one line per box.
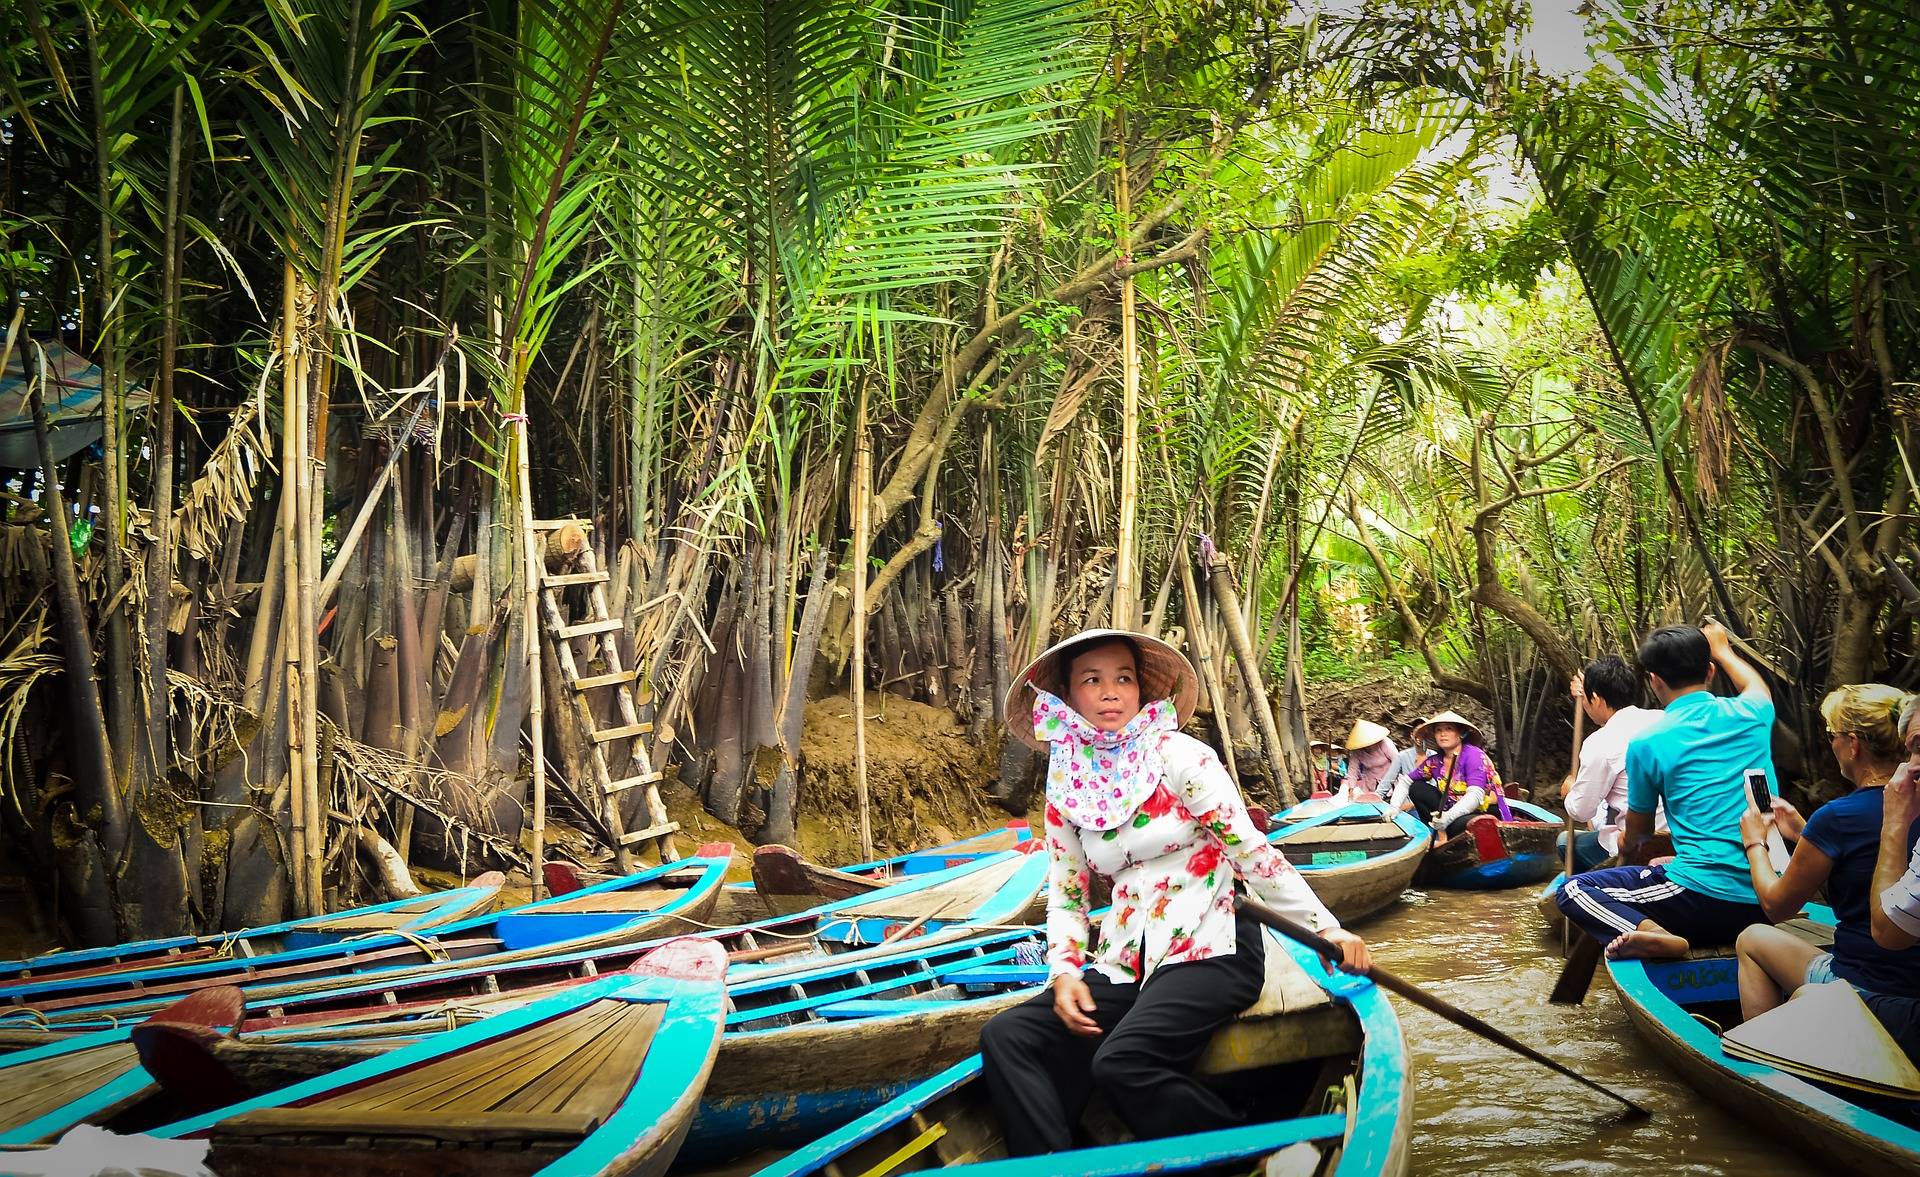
[842, 854, 1026, 921]
[0, 1041, 141, 1133]
[535, 887, 681, 913]
[1196, 946, 1351, 1075]
[219, 998, 663, 1144]
[1278, 822, 1405, 845]
[1682, 915, 1835, 960]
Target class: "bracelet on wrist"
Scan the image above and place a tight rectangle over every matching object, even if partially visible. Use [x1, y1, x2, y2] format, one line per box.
[1744, 841, 1765, 853]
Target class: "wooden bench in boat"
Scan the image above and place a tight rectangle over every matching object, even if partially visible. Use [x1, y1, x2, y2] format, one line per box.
[217, 997, 664, 1147]
[1200, 936, 1358, 1075]
[837, 855, 1029, 922]
[1276, 821, 1405, 844]
[531, 887, 684, 914]
[1681, 915, 1835, 961]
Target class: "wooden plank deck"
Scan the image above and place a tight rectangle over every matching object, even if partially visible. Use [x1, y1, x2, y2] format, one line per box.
[222, 999, 664, 1143]
[0, 1041, 141, 1133]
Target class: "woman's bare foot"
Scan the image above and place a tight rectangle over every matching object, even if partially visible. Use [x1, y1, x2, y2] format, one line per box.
[1605, 928, 1691, 960]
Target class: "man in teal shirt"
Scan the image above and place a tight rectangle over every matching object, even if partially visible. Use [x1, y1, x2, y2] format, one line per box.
[1555, 620, 1773, 959]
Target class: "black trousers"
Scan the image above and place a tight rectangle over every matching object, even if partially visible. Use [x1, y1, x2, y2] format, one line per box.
[1407, 780, 1477, 836]
[978, 910, 1268, 1156]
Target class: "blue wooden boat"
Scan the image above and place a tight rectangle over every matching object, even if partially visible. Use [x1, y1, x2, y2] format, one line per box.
[687, 927, 1409, 1177]
[0, 873, 507, 989]
[1, 848, 1047, 1055]
[750, 825, 1035, 915]
[1538, 871, 1567, 933]
[136, 937, 727, 1176]
[1415, 799, 1562, 890]
[0, 851, 733, 1029]
[1267, 801, 1431, 922]
[160, 923, 1055, 1166]
[1609, 905, 1920, 1176]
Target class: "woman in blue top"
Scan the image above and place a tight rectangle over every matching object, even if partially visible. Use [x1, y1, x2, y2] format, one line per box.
[1737, 683, 1920, 1057]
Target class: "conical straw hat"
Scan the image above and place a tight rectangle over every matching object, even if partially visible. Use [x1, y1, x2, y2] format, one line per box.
[1345, 720, 1390, 751]
[1002, 629, 1199, 753]
[1723, 981, 1920, 1099]
[1413, 710, 1484, 747]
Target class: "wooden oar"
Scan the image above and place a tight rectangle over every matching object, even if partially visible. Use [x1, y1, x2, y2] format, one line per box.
[1236, 895, 1652, 1122]
[1562, 706, 1585, 957]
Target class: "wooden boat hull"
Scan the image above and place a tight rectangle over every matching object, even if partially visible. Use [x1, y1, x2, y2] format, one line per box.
[151, 939, 728, 1177]
[1538, 872, 1567, 933]
[0, 854, 731, 1030]
[0, 875, 506, 990]
[1415, 801, 1562, 890]
[1267, 802, 1431, 923]
[1609, 908, 1920, 1177]
[707, 928, 1409, 1177]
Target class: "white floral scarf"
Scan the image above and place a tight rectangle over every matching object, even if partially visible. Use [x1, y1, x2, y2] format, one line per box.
[1031, 689, 1177, 831]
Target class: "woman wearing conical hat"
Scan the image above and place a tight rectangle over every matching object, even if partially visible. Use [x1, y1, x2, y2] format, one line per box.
[1307, 739, 1347, 797]
[1343, 719, 1398, 800]
[979, 629, 1369, 1156]
[1399, 710, 1513, 844]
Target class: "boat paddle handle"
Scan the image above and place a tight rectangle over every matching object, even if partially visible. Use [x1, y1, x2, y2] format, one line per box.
[1234, 895, 1653, 1121]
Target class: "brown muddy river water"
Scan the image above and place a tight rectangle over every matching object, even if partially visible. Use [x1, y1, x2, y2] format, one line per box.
[1369, 886, 1816, 1176]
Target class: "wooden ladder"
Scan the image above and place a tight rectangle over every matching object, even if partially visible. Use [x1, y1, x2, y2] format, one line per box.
[532, 518, 678, 871]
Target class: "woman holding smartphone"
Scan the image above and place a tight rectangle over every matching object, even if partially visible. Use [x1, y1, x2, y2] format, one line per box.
[1735, 683, 1920, 1059]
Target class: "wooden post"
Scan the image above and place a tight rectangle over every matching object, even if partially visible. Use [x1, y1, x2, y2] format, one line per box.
[1203, 539, 1297, 807]
[1111, 98, 1141, 632]
[1179, 549, 1239, 786]
[280, 261, 311, 916]
[514, 353, 547, 897]
[852, 381, 875, 862]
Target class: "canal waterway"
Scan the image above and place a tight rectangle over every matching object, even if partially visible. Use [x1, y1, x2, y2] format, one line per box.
[1367, 885, 1817, 1176]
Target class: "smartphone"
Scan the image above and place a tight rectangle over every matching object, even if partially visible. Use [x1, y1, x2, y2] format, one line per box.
[1745, 769, 1772, 814]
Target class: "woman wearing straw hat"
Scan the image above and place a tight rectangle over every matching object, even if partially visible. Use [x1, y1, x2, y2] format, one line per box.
[979, 629, 1370, 1155]
[1307, 740, 1347, 796]
[1399, 710, 1512, 844]
[1343, 719, 1399, 799]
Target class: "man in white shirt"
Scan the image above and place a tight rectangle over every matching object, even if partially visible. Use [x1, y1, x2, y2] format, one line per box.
[1560, 655, 1665, 872]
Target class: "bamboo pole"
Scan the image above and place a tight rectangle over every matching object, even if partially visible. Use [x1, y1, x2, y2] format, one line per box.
[1178, 549, 1240, 786]
[514, 354, 547, 897]
[280, 261, 311, 916]
[1203, 538, 1297, 807]
[1111, 100, 1141, 632]
[852, 381, 875, 862]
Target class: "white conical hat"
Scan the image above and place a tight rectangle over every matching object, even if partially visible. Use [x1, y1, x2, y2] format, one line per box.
[1723, 981, 1920, 1099]
[1345, 719, 1390, 750]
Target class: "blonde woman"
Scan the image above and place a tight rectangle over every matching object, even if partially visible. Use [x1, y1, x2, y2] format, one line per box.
[1736, 684, 1920, 1059]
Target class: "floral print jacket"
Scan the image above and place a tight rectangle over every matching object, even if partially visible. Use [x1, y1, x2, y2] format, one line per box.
[1045, 730, 1339, 983]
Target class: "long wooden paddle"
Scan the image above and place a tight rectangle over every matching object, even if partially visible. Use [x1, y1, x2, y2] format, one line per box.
[1237, 896, 1652, 1121]
[1562, 706, 1586, 958]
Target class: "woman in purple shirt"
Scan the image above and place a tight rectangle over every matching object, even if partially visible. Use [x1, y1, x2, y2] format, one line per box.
[1400, 711, 1511, 844]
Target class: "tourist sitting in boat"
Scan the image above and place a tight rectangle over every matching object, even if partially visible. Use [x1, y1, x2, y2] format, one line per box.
[1381, 718, 1427, 803]
[1735, 684, 1920, 1060]
[1560, 656, 1666, 873]
[1556, 620, 1771, 960]
[979, 628, 1370, 1156]
[1342, 720, 1398, 800]
[1873, 696, 1920, 952]
[1395, 711, 1509, 842]
[1308, 740, 1347, 796]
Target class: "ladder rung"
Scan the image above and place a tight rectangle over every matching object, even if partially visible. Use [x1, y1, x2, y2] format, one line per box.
[572, 669, 639, 690]
[591, 721, 653, 743]
[619, 820, 680, 846]
[604, 771, 664, 795]
[543, 571, 609, 587]
[531, 518, 594, 530]
[555, 617, 623, 640]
